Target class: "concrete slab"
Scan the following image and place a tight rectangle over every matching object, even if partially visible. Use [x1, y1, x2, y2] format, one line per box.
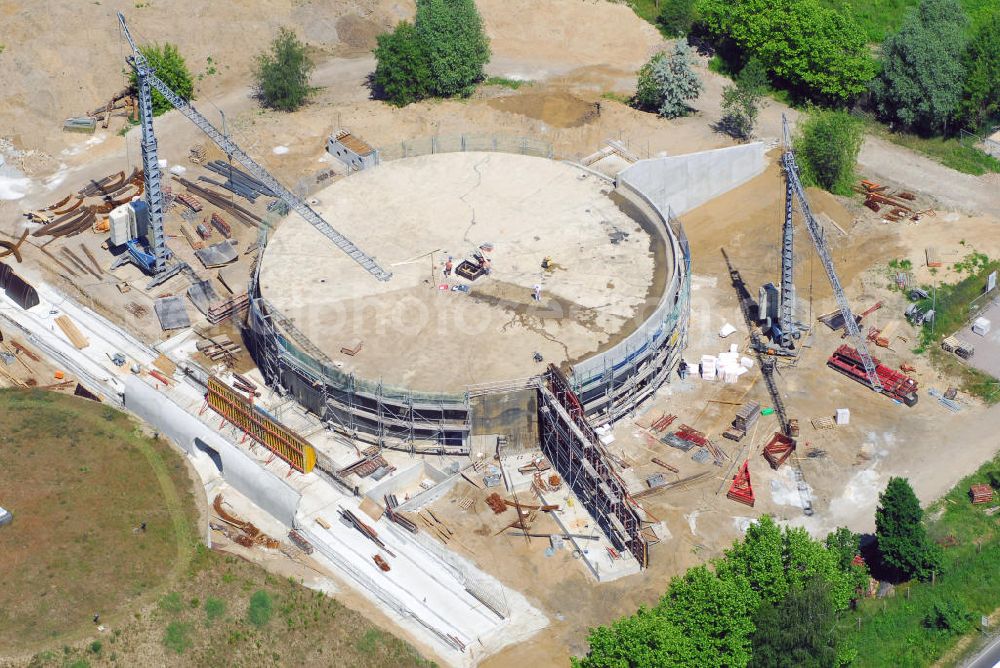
[257, 152, 661, 393]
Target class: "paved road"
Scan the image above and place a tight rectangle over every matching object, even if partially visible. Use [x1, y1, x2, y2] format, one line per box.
[965, 633, 1000, 668]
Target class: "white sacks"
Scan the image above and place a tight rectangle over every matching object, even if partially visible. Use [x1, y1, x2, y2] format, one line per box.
[701, 355, 717, 380]
[719, 323, 737, 338]
[835, 408, 850, 425]
[973, 317, 991, 336]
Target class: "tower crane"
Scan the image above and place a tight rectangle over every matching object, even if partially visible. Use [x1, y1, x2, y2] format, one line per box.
[780, 116, 883, 393]
[116, 12, 392, 283]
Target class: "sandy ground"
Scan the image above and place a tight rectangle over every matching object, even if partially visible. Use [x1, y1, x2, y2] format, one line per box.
[258, 151, 659, 391]
[3, 1, 1000, 666]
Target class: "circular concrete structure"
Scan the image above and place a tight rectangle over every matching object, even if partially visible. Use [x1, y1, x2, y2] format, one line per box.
[258, 152, 661, 393]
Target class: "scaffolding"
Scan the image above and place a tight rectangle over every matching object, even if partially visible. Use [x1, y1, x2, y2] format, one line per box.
[538, 364, 649, 568]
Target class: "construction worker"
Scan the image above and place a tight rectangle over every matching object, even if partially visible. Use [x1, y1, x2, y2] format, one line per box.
[443, 257, 453, 277]
[533, 284, 542, 301]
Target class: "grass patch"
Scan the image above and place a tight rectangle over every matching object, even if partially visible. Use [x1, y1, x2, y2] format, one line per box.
[203, 597, 226, 625]
[163, 621, 193, 654]
[824, 0, 997, 41]
[247, 590, 274, 628]
[838, 454, 1000, 665]
[601, 91, 633, 105]
[483, 76, 531, 90]
[864, 119, 1000, 175]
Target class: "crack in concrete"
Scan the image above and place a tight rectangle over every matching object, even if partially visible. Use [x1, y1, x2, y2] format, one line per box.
[460, 155, 491, 243]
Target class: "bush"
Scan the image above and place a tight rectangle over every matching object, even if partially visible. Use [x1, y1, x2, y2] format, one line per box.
[657, 0, 699, 36]
[131, 43, 193, 116]
[635, 42, 703, 118]
[870, 0, 969, 135]
[923, 597, 973, 634]
[255, 28, 314, 112]
[793, 109, 864, 195]
[247, 590, 273, 627]
[372, 22, 433, 106]
[719, 59, 767, 140]
[697, 0, 876, 103]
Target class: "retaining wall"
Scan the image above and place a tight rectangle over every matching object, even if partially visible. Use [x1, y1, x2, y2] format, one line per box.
[618, 143, 767, 216]
[123, 376, 302, 525]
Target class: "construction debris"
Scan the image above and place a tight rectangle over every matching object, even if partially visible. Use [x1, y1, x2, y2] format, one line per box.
[486, 492, 507, 514]
[339, 507, 395, 557]
[213, 494, 280, 549]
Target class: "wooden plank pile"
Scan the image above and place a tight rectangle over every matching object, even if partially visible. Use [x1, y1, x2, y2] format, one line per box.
[54, 315, 89, 349]
[762, 432, 796, 469]
[196, 334, 242, 363]
[175, 192, 203, 212]
[207, 293, 250, 324]
[970, 484, 993, 505]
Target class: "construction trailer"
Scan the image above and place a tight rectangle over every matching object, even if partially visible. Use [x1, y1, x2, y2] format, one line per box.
[538, 364, 651, 569]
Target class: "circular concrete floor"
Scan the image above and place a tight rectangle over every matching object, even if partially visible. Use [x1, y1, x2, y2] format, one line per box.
[258, 151, 661, 393]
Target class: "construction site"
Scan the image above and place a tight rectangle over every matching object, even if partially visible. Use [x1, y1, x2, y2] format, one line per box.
[2, 3, 1000, 666]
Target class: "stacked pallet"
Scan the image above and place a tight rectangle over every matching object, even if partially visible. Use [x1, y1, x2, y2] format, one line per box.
[970, 484, 993, 505]
[175, 192, 203, 212]
[725, 400, 760, 441]
[207, 293, 250, 324]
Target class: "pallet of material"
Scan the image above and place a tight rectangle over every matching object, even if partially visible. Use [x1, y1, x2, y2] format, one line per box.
[54, 315, 89, 349]
[206, 293, 249, 324]
[723, 426, 746, 442]
[811, 416, 836, 430]
[970, 484, 993, 505]
[734, 400, 760, 430]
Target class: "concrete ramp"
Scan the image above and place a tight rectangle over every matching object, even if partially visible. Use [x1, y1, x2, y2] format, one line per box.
[618, 142, 767, 216]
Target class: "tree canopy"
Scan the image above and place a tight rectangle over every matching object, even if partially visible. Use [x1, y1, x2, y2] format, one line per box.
[793, 109, 864, 195]
[372, 22, 433, 107]
[133, 43, 193, 116]
[372, 0, 490, 105]
[574, 516, 868, 667]
[719, 58, 768, 140]
[697, 0, 876, 103]
[750, 577, 839, 668]
[657, 0, 699, 37]
[635, 42, 703, 119]
[870, 0, 969, 135]
[959, 11, 1000, 130]
[255, 28, 314, 112]
[415, 0, 490, 97]
[875, 476, 943, 581]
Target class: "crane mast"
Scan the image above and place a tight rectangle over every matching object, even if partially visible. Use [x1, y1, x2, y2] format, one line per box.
[780, 116, 882, 392]
[117, 12, 392, 282]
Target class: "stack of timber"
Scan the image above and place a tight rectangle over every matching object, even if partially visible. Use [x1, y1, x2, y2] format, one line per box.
[54, 315, 89, 349]
[206, 293, 249, 324]
[196, 334, 242, 362]
[970, 484, 993, 505]
[172, 175, 263, 228]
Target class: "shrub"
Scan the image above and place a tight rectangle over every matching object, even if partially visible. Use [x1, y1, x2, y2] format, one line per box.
[163, 621, 192, 654]
[415, 0, 490, 97]
[255, 28, 314, 112]
[636, 42, 703, 118]
[923, 597, 973, 634]
[657, 0, 699, 36]
[793, 109, 864, 195]
[372, 22, 433, 106]
[131, 43, 193, 116]
[719, 58, 768, 140]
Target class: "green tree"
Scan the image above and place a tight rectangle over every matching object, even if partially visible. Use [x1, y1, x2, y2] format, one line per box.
[415, 0, 490, 97]
[719, 59, 768, 139]
[793, 109, 863, 195]
[131, 43, 193, 116]
[870, 0, 969, 135]
[636, 42, 703, 119]
[658, 0, 699, 37]
[959, 12, 1000, 130]
[372, 22, 433, 106]
[255, 28, 314, 112]
[697, 0, 876, 103]
[875, 476, 943, 581]
[750, 577, 838, 668]
[824, 526, 861, 571]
